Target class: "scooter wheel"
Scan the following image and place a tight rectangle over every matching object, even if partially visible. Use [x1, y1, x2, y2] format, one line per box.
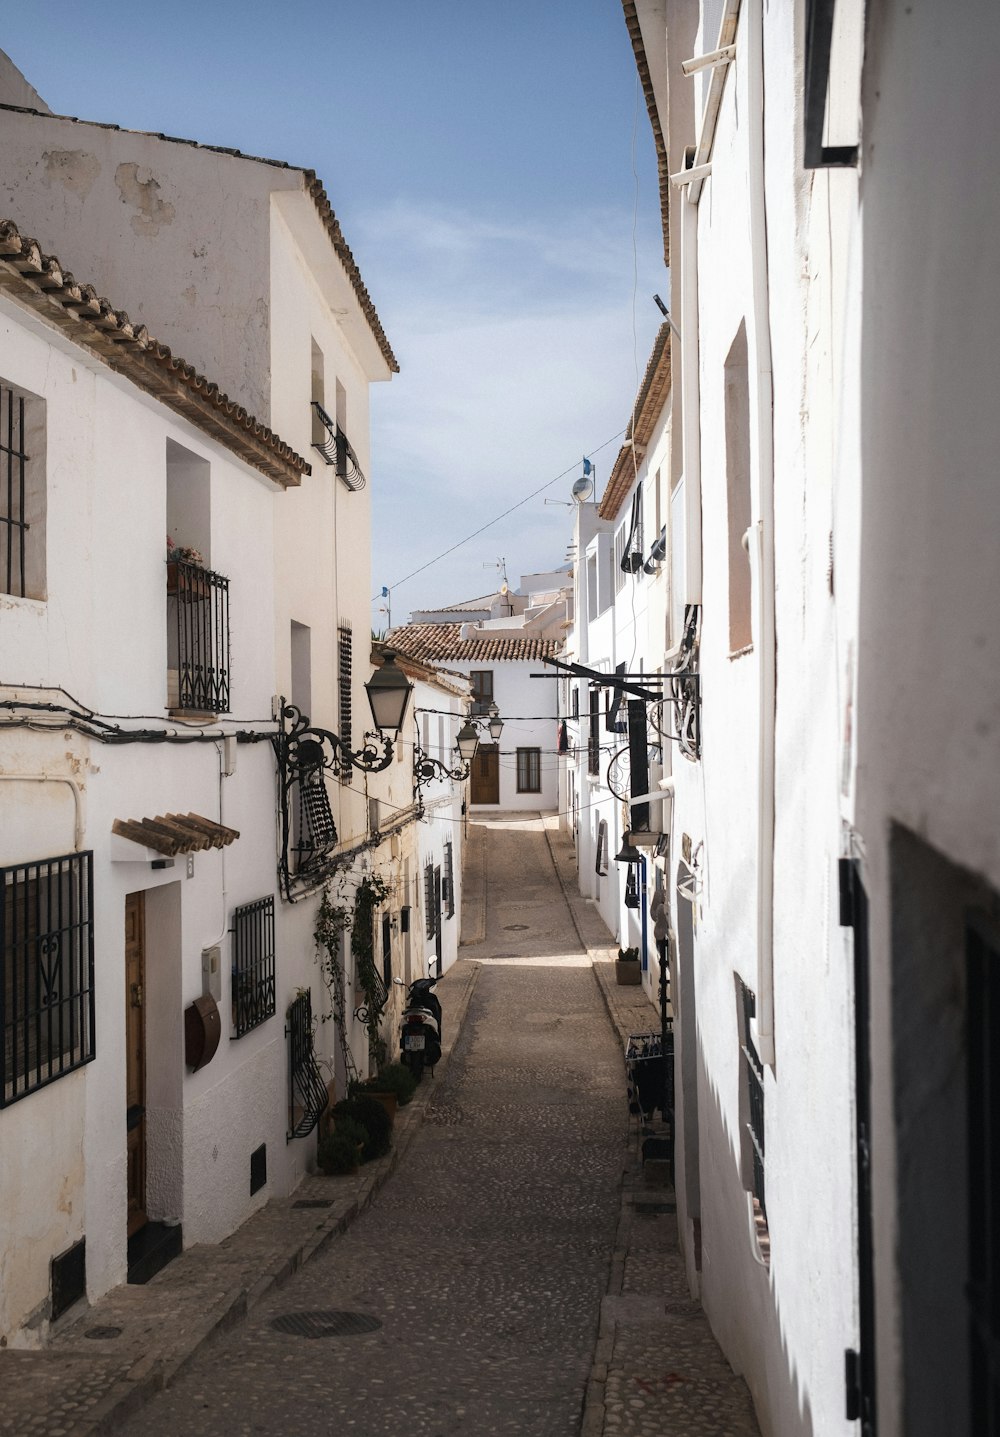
[410, 1054, 425, 1083]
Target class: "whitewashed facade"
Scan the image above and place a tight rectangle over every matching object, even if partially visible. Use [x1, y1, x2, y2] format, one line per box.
[0, 61, 407, 1345]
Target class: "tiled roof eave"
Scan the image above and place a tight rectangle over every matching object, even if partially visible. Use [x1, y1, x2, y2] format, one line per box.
[622, 1, 670, 267]
[0, 103, 397, 376]
[599, 323, 672, 519]
[0, 219, 309, 488]
[385, 622, 563, 665]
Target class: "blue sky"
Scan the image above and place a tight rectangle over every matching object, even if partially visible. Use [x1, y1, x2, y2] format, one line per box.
[2, 0, 665, 620]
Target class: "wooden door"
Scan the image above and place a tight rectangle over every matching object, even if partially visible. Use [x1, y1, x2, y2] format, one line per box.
[471, 743, 499, 805]
[125, 892, 147, 1237]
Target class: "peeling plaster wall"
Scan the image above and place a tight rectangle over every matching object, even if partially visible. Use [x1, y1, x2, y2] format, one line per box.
[0, 106, 291, 420]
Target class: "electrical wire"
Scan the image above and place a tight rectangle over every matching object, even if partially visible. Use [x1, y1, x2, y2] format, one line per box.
[373, 429, 627, 601]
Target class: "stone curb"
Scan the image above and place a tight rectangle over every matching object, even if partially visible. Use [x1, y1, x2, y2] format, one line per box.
[1, 960, 480, 1437]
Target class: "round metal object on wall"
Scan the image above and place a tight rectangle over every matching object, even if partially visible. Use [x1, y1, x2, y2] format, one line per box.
[269, 1310, 382, 1338]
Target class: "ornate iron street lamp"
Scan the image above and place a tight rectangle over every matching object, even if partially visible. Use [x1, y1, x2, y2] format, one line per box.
[273, 657, 414, 899]
[413, 716, 482, 793]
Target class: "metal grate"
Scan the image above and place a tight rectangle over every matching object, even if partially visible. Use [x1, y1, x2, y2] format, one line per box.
[424, 862, 436, 941]
[588, 689, 601, 776]
[0, 383, 28, 597]
[298, 773, 338, 852]
[2, 852, 96, 1107]
[740, 979, 766, 1222]
[309, 403, 366, 490]
[232, 897, 276, 1038]
[443, 842, 455, 919]
[167, 558, 230, 714]
[291, 1198, 333, 1210]
[337, 624, 353, 776]
[249, 1142, 267, 1196]
[270, 1310, 382, 1338]
[50, 1238, 86, 1320]
[286, 991, 328, 1141]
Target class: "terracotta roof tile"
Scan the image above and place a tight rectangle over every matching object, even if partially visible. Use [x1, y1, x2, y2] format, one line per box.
[0, 102, 398, 374]
[386, 623, 562, 665]
[599, 323, 672, 519]
[0, 218, 309, 487]
[622, 1, 670, 267]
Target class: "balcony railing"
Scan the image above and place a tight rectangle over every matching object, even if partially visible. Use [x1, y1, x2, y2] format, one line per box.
[310, 402, 366, 491]
[166, 559, 230, 715]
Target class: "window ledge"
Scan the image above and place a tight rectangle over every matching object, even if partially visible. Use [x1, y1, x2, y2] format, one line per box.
[728, 643, 753, 662]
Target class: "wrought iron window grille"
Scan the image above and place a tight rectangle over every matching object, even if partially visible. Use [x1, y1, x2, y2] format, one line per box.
[273, 702, 395, 901]
[166, 558, 231, 714]
[444, 842, 455, 919]
[1, 383, 28, 598]
[231, 896, 276, 1038]
[740, 979, 767, 1223]
[286, 990, 328, 1140]
[337, 624, 353, 779]
[309, 403, 366, 490]
[424, 863, 437, 942]
[2, 851, 96, 1108]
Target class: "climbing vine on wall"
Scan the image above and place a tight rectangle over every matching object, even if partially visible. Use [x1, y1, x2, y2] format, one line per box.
[314, 870, 392, 1078]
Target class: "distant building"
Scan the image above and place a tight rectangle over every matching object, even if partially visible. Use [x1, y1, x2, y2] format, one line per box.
[388, 576, 569, 812]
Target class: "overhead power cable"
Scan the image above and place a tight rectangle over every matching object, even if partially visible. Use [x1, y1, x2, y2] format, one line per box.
[374, 429, 627, 600]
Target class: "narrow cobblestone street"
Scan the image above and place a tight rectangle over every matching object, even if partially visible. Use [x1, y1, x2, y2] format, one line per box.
[0, 815, 759, 1437]
[116, 816, 625, 1436]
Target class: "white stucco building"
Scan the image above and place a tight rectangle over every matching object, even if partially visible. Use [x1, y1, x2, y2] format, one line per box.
[602, 2, 1000, 1434]
[0, 55, 412, 1345]
[388, 578, 569, 814]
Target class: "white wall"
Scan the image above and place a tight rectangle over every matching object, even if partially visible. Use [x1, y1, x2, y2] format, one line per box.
[445, 661, 558, 813]
[0, 298, 291, 1341]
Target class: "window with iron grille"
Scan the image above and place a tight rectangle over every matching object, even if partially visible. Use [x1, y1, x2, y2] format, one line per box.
[516, 748, 541, 793]
[167, 560, 230, 714]
[424, 862, 440, 941]
[0, 379, 45, 601]
[470, 670, 493, 716]
[287, 990, 328, 1140]
[231, 896, 276, 1038]
[443, 842, 455, 919]
[2, 851, 95, 1107]
[338, 623, 353, 777]
[588, 688, 601, 776]
[739, 978, 767, 1224]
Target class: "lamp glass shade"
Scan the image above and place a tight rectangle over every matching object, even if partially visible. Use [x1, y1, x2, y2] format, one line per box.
[487, 714, 504, 741]
[364, 653, 413, 733]
[456, 720, 480, 764]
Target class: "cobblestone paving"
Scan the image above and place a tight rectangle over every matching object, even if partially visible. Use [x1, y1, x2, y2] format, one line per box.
[116, 816, 627, 1436]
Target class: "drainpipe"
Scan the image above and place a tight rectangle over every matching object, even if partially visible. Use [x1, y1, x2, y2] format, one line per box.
[0, 773, 85, 850]
[746, 0, 777, 1067]
[680, 191, 703, 606]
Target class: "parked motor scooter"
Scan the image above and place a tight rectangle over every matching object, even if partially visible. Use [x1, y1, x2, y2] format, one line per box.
[396, 975, 442, 1081]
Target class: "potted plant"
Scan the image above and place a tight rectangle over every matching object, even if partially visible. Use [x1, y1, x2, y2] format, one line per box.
[316, 1129, 361, 1176]
[166, 537, 208, 595]
[332, 1095, 392, 1162]
[615, 946, 643, 985]
[352, 1060, 417, 1119]
[373, 1062, 417, 1108]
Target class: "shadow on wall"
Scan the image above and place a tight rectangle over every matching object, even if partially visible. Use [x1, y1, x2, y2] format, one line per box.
[694, 1029, 815, 1437]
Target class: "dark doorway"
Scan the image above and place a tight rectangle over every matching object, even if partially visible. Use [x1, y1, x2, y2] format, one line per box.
[471, 744, 499, 805]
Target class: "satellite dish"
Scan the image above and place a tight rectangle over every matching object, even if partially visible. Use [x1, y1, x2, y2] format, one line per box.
[572, 475, 593, 503]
